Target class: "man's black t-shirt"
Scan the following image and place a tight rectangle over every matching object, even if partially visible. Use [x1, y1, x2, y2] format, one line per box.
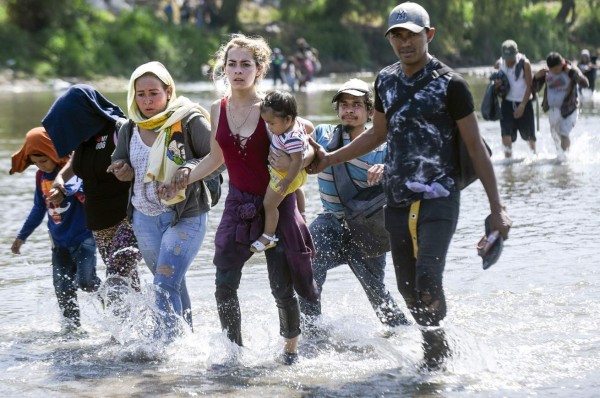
[374, 57, 474, 206]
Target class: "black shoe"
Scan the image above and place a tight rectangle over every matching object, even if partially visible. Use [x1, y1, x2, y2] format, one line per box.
[420, 329, 450, 372]
[282, 352, 299, 366]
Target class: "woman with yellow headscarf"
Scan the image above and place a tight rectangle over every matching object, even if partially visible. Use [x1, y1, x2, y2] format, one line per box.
[109, 61, 223, 340]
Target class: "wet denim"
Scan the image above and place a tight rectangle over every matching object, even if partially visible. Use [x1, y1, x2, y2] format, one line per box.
[51, 236, 100, 326]
[132, 209, 207, 332]
[298, 213, 406, 327]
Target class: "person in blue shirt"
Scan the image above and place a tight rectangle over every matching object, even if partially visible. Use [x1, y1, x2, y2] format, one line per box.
[270, 79, 409, 334]
[10, 127, 100, 331]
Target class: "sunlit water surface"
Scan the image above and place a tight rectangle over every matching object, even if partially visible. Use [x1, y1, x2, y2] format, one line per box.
[0, 76, 599, 397]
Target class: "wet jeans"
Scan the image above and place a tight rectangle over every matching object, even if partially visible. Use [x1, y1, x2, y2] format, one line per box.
[132, 209, 207, 331]
[52, 236, 100, 326]
[298, 213, 407, 327]
[385, 192, 460, 327]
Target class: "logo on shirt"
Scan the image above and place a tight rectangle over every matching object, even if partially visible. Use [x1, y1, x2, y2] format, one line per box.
[48, 202, 71, 224]
[96, 134, 108, 150]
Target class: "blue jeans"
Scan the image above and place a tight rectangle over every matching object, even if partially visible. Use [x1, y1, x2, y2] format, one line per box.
[298, 213, 407, 327]
[52, 236, 100, 326]
[132, 209, 207, 331]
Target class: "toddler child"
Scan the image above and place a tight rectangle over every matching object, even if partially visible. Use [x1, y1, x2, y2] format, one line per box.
[251, 90, 308, 252]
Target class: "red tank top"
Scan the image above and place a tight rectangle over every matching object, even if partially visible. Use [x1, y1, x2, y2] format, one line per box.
[216, 97, 270, 196]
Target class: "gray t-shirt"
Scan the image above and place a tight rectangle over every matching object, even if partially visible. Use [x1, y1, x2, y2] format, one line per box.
[545, 70, 570, 108]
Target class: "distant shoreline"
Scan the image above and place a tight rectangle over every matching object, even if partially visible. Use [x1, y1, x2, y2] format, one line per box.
[2, 63, 550, 94]
[0, 69, 130, 94]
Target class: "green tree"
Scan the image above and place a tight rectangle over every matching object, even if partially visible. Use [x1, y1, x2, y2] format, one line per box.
[6, 0, 89, 31]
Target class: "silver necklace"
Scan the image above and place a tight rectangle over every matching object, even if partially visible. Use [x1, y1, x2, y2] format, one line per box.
[227, 97, 256, 131]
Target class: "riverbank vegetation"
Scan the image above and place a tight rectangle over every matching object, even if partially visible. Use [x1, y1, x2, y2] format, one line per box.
[0, 0, 599, 82]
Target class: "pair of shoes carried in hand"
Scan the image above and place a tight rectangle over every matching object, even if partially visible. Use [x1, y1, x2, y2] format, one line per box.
[250, 233, 278, 253]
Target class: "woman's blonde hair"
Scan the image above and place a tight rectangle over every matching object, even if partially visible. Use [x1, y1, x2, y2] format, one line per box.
[212, 33, 272, 86]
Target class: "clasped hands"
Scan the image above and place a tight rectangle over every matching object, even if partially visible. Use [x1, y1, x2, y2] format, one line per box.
[106, 160, 190, 201]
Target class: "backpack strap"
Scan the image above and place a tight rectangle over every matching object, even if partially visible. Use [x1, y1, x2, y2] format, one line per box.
[35, 169, 43, 191]
[332, 161, 386, 220]
[325, 124, 345, 152]
[384, 65, 452, 122]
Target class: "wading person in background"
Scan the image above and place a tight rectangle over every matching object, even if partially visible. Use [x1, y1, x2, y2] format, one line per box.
[108, 61, 220, 339]
[10, 128, 101, 332]
[43, 85, 142, 313]
[160, 34, 318, 364]
[307, 2, 512, 370]
[577, 49, 597, 95]
[532, 52, 589, 158]
[271, 79, 409, 333]
[494, 39, 536, 158]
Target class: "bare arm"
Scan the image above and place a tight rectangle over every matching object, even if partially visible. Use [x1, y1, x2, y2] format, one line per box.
[565, 63, 589, 88]
[456, 112, 512, 238]
[522, 60, 533, 103]
[308, 109, 387, 174]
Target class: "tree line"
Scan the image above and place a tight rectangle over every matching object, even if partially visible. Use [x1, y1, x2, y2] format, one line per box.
[1, 0, 598, 81]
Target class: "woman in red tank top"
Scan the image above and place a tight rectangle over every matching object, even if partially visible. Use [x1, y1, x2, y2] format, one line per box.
[160, 34, 318, 365]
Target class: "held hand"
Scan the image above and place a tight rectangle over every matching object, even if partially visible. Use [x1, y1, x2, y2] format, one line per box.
[367, 164, 384, 186]
[534, 68, 548, 80]
[306, 136, 330, 174]
[268, 147, 290, 171]
[11, 238, 24, 255]
[48, 187, 65, 206]
[49, 177, 67, 205]
[107, 160, 134, 181]
[157, 182, 176, 201]
[276, 178, 291, 195]
[490, 207, 512, 240]
[170, 167, 190, 191]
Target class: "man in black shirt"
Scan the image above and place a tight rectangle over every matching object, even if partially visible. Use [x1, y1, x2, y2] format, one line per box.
[308, 1, 512, 371]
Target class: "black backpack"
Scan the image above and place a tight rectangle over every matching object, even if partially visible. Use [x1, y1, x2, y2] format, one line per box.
[204, 173, 223, 207]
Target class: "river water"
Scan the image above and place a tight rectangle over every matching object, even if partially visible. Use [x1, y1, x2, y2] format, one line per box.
[0, 73, 599, 397]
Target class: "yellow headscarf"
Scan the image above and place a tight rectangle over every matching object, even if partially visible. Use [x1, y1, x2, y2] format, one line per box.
[127, 61, 209, 132]
[127, 61, 210, 205]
